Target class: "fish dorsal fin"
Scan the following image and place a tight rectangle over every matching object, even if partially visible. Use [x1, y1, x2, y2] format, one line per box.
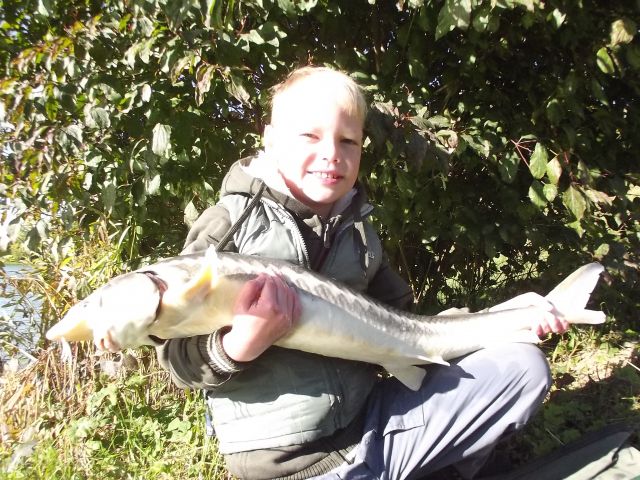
[164, 246, 220, 307]
[546, 263, 604, 314]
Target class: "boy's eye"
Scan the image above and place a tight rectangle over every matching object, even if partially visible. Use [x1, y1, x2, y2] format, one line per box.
[300, 133, 318, 140]
[341, 137, 360, 146]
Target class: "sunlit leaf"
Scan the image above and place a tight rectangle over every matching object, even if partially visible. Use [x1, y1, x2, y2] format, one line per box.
[543, 183, 557, 202]
[610, 18, 636, 46]
[529, 143, 548, 179]
[195, 64, 216, 106]
[562, 185, 587, 220]
[596, 47, 616, 75]
[152, 123, 171, 157]
[528, 180, 547, 208]
[146, 173, 161, 195]
[546, 156, 562, 185]
[499, 151, 519, 184]
[584, 188, 615, 206]
[435, 0, 471, 39]
[141, 84, 152, 102]
[85, 107, 110, 129]
[184, 201, 199, 227]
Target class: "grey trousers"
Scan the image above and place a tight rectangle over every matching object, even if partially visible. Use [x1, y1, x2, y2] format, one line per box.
[314, 344, 552, 480]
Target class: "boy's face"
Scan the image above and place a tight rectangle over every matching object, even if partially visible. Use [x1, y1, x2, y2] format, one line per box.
[264, 80, 363, 217]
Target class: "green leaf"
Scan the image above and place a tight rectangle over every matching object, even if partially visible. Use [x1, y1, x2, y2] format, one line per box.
[146, 173, 161, 195]
[85, 107, 110, 129]
[102, 182, 117, 214]
[549, 9, 566, 28]
[141, 84, 152, 102]
[528, 180, 547, 208]
[195, 64, 215, 106]
[543, 183, 557, 202]
[277, 0, 296, 16]
[625, 44, 640, 70]
[584, 188, 615, 206]
[65, 124, 83, 144]
[562, 185, 587, 220]
[436, 0, 471, 40]
[528, 143, 548, 179]
[227, 74, 251, 105]
[152, 123, 172, 157]
[610, 18, 636, 46]
[596, 47, 615, 75]
[499, 151, 519, 183]
[545, 156, 562, 184]
[184, 201, 199, 227]
[170, 52, 198, 84]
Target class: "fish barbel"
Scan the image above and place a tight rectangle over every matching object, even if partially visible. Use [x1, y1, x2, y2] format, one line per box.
[46, 247, 606, 390]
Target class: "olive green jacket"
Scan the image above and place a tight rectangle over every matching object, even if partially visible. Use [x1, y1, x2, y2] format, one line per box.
[157, 157, 413, 479]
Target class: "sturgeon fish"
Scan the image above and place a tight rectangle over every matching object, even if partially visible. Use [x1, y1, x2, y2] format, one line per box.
[46, 247, 606, 390]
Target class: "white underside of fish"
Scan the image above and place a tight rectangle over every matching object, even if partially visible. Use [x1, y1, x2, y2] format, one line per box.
[46, 247, 606, 390]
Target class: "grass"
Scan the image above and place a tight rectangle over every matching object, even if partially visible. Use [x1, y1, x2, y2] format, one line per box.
[1, 243, 638, 478]
[0, 327, 637, 479]
[0, 346, 228, 479]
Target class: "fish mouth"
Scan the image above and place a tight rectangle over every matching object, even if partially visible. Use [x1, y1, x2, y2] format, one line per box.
[139, 270, 167, 315]
[138, 270, 168, 345]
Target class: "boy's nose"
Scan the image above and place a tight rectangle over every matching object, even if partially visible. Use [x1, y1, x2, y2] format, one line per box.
[318, 139, 339, 162]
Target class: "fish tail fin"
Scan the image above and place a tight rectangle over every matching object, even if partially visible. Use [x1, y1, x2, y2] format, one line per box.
[562, 309, 606, 325]
[545, 263, 604, 311]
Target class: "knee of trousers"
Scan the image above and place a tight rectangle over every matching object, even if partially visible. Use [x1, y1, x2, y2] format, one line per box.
[496, 343, 552, 395]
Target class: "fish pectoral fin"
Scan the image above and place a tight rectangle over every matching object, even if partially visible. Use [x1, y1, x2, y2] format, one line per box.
[383, 364, 428, 391]
[166, 250, 219, 306]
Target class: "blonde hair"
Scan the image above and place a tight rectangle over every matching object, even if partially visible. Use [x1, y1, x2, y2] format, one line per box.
[269, 66, 367, 126]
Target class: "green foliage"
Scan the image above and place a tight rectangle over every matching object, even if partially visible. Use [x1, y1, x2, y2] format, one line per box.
[1, 0, 639, 310]
[0, 1, 639, 473]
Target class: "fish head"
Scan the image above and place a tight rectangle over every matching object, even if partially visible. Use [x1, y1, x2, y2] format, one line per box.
[46, 271, 165, 352]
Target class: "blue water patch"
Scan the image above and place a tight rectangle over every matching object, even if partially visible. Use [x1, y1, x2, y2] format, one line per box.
[0, 264, 43, 366]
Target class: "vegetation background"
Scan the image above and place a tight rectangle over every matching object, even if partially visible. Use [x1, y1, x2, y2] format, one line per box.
[0, 0, 638, 478]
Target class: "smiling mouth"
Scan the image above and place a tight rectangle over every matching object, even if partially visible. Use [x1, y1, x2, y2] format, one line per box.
[309, 171, 341, 179]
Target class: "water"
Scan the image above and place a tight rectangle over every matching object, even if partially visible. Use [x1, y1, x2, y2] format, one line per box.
[0, 264, 43, 367]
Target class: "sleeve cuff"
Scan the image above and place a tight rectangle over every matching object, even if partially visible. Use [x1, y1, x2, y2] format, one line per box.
[198, 326, 249, 375]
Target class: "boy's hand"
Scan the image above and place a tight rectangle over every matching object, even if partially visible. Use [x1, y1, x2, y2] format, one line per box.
[222, 273, 301, 362]
[488, 292, 569, 337]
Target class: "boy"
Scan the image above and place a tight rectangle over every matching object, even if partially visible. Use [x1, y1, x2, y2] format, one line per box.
[157, 66, 566, 479]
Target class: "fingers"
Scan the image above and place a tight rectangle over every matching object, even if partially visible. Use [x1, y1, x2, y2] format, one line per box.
[224, 274, 300, 362]
[235, 274, 267, 311]
[535, 309, 570, 337]
[233, 273, 300, 329]
[95, 329, 122, 353]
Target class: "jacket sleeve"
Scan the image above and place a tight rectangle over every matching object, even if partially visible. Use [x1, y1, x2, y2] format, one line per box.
[156, 327, 248, 389]
[156, 204, 247, 389]
[181, 204, 235, 254]
[366, 255, 414, 311]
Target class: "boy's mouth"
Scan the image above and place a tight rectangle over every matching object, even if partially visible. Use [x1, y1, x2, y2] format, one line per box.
[309, 171, 342, 180]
